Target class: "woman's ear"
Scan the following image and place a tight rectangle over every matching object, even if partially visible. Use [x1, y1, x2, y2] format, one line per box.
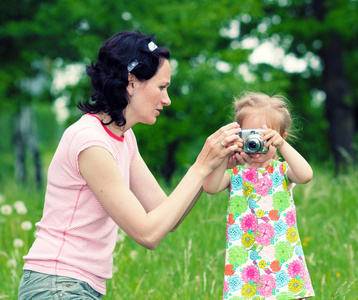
[126, 73, 136, 95]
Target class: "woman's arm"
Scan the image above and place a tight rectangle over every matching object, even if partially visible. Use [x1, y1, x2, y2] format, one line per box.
[170, 187, 203, 232]
[79, 122, 241, 250]
[203, 135, 251, 194]
[129, 154, 202, 232]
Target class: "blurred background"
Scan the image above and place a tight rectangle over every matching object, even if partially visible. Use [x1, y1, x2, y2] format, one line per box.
[0, 1, 357, 299]
[1, 0, 357, 185]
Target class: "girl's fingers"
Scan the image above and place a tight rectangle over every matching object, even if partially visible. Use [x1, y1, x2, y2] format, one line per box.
[240, 152, 252, 164]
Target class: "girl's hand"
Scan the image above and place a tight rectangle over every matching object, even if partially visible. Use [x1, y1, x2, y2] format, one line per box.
[262, 125, 285, 149]
[227, 152, 252, 169]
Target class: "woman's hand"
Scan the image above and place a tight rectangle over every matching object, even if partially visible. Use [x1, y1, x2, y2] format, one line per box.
[194, 122, 241, 174]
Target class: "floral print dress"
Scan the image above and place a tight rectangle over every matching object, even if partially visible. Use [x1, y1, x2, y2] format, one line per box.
[223, 160, 315, 300]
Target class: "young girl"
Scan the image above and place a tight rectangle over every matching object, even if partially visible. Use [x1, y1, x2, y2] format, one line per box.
[203, 92, 315, 299]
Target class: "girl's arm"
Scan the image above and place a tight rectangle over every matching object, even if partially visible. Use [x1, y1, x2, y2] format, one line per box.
[277, 141, 313, 184]
[79, 122, 240, 250]
[262, 125, 313, 184]
[203, 138, 251, 194]
[203, 157, 231, 194]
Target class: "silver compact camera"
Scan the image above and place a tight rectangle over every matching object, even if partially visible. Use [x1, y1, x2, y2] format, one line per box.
[238, 129, 269, 153]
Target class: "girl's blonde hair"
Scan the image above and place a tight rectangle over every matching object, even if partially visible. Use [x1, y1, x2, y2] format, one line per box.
[234, 92, 294, 139]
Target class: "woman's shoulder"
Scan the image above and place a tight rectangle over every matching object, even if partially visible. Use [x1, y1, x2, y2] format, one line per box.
[58, 114, 109, 151]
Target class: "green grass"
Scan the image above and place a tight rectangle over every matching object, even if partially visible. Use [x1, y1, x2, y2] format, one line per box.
[0, 164, 357, 299]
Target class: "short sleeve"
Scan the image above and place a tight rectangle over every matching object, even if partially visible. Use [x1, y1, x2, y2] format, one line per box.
[67, 127, 117, 175]
[281, 161, 296, 190]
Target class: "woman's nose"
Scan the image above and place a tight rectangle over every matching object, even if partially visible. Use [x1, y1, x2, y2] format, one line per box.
[162, 93, 171, 106]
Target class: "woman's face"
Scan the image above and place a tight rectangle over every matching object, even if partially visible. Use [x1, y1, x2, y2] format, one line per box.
[127, 59, 171, 126]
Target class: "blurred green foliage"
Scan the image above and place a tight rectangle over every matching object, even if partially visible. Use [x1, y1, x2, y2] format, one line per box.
[0, 0, 357, 182]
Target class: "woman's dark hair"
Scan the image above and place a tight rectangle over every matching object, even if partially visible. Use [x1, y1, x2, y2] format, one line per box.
[78, 31, 170, 127]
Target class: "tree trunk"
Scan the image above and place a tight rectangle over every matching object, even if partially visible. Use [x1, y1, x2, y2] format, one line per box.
[322, 34, 355, 173]
[161, 139, 179, 182]
[14, 105, 43, 189]
[313, 0, 355, 173]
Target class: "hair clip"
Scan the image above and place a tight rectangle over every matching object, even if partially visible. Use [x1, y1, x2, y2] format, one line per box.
[127, 42, 157, 73]
[148, 41, 158, 51]
[127, 59, 138, 73]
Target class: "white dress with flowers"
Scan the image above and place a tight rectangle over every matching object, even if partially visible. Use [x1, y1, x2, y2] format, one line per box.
[223, 160, 315, 300]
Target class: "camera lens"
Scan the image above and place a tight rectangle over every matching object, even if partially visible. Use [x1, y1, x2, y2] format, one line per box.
[246, 135, 262, 153]
[248, 141, 258, 151]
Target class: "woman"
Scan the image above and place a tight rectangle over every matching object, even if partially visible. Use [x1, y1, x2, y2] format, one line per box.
[18, 31, 246, 299]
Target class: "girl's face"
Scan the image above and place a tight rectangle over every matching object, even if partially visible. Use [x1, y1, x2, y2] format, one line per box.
[240, 114, 280, 168]
[126, 59, 171, 126]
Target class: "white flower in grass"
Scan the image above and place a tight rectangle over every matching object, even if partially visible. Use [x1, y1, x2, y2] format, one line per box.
[13, 238, 24, 248]
[112, 266, 119, 274]
[1, 204, 12, 215]
[0, 194, 5, 204]
[14, 201, 27, 214]
[21, 221, 33, 231]
[7, 258, 16, 268]
[116, 233, 126, 243]
[130, 250, 138, 260]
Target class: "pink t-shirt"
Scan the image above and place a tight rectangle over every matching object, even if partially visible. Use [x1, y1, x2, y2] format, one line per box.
[23, 114, 138, 295]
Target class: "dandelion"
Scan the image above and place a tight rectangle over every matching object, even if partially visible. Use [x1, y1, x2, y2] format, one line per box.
[336, 273, 341, 278]
[7, 258, 16, 268]
[130, 250, 138, 260]
[14, 200, 27, 214]
[116, 232, 125, 243]
[1, 204, 12, 215]
[13, 238, 24, 248]
[21, 221, 33, 231]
